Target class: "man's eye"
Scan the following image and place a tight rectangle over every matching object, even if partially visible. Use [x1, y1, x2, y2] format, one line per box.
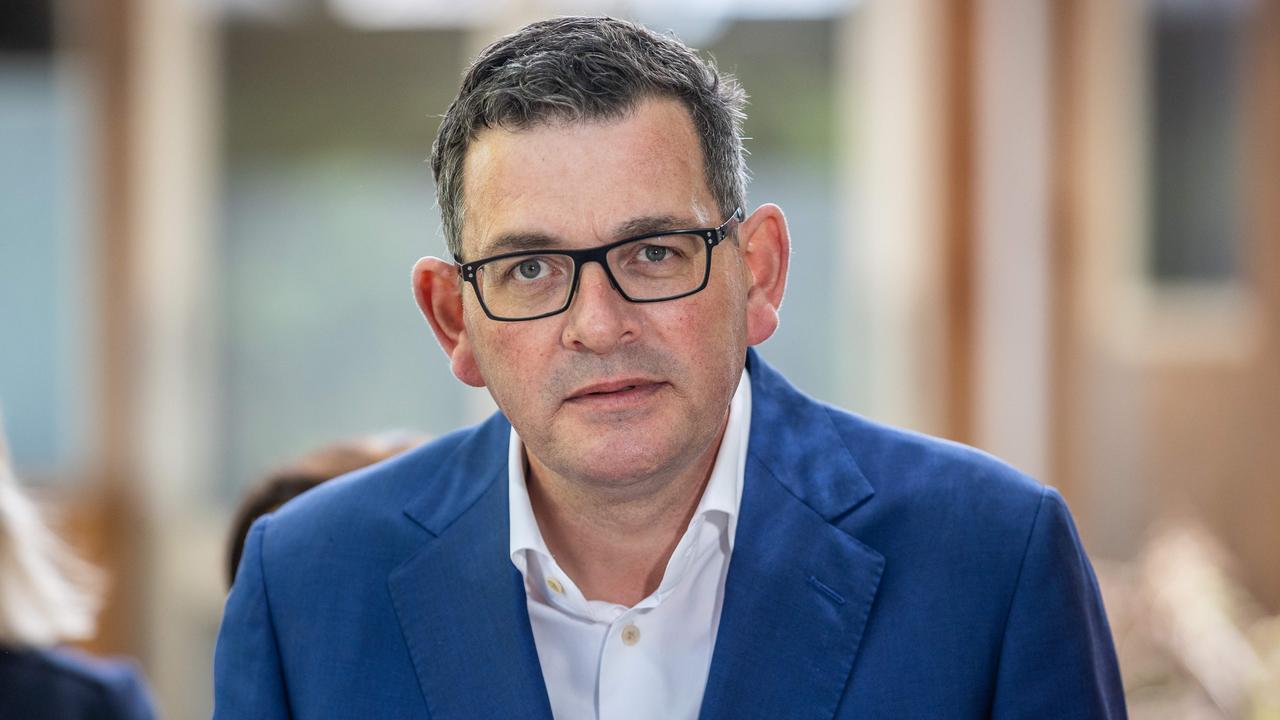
[514, 259, 547, 280]
[640, 244, 675, 262]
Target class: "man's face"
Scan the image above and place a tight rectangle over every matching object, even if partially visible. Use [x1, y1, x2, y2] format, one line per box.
[454, 98, 752, 488]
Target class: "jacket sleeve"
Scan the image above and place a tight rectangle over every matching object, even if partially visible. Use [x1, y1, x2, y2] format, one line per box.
[213, 518, 292, 720]
[989, 487, 1127, 719]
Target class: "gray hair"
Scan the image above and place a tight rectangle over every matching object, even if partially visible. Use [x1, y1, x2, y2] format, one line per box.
[0, 415, 102, 647]
[430, 16, 749, 259]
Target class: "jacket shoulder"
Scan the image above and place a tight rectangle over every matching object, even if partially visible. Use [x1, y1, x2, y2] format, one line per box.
[746, 350, 1046, 526]
[248, 414, 508, 584]
[268, 421, 483, 528]
[825, 404, 1044, 510]
[816, 402, 1060, 585]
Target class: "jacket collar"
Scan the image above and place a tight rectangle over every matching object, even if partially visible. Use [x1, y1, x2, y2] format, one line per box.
[389, 413, 554, 720]
[400, 409, 511, 537]
[741, 348, 875, 519]
[699, 349, 884, 719]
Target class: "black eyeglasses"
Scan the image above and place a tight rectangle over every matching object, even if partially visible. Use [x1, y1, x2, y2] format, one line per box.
[455, 208, 744, 322]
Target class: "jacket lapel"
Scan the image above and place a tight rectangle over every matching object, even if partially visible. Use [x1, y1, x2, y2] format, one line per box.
[700, 352, 885, 719]
[387, 415, 553, 720]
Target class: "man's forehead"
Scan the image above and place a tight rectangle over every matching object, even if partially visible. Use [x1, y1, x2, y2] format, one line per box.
[461, 99, 701, 183]
[457, 98, 714, 258]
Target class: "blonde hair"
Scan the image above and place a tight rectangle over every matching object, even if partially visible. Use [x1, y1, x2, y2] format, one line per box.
[0, 415, 102, 647]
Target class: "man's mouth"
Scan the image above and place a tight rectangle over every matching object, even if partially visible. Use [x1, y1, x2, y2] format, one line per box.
[567, 379, 664, 403]
[587, 385, 636, 395]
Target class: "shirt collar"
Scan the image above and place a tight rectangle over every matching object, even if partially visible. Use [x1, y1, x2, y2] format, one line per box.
[509, 367, 752, 567]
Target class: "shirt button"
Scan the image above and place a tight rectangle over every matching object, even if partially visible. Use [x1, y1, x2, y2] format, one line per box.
[546, 577, 565, 595]
[620, 624, 641, 646]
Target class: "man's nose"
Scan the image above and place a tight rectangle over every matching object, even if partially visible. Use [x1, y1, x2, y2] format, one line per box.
[560, 262, 638, 354]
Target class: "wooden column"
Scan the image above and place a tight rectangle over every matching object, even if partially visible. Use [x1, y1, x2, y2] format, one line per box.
[942, 0, 978, 446]
[1048, 0, 1081, 504]
[76, 0, 151, 662]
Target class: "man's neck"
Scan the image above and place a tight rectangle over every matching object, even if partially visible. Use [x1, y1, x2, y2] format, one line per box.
[524, 420, 728, 607]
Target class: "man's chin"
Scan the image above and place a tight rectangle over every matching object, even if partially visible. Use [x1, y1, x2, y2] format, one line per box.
[537, 437, 680, 487]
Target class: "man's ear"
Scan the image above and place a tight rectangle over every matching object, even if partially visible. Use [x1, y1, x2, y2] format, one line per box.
[738, 204, 790, 346]
[412, 257, 486, 387]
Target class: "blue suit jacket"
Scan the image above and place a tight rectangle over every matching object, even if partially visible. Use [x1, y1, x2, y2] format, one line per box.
[214, 350, 1126, 718]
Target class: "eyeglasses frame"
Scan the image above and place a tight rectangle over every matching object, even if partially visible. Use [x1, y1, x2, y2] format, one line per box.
[454, 207, 745, 322]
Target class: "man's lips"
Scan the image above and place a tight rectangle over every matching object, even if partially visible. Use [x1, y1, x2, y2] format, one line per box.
[566, 378, 665, 401]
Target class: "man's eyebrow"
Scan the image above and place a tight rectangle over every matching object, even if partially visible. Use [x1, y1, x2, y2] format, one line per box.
[612, 214, 701, 239]
[476, 215, 702, 258]
[478, 231, 562, 258]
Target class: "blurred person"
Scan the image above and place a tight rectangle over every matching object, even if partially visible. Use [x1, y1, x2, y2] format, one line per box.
[225, 433, 426, 589]
[0, 417, 155, 719]
[214, 16, 1125, 719]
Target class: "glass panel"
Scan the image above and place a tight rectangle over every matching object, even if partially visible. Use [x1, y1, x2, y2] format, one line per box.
[0, 10, 92, 482]
[704, 19, 846, 398]
[1146, 0, 1248, 283]
[477, 253, 575, 318]
[609, 233, 707, 297]
[218, 20, 474, 500]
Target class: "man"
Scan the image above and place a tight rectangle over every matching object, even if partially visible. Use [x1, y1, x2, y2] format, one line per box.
[214, 16, 1126, 719]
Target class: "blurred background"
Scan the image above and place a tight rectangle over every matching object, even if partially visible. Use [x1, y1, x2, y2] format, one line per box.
[1, 0, 1277, 716]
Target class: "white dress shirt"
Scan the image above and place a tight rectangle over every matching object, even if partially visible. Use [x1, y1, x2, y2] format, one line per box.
[508, 369, 752, 720]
